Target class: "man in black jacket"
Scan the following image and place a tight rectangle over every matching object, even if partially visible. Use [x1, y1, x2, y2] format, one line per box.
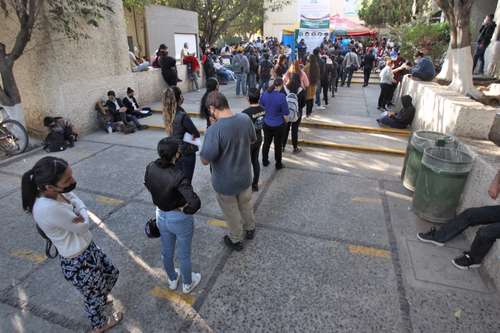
[122, 87, 152, 119]
[105, 91, 146, 130]
[160, 49, 182, 86]
[376, 95, 415, 129]
[474, 14, 497, 74]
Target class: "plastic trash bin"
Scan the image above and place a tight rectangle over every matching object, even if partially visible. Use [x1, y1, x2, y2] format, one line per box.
[401, 131, 455, 191]
[413, 147, 474, 223]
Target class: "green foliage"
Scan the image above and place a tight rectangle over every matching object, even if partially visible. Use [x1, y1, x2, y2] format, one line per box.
[359, 0, 414, 27]
[391, 20, 450, 63]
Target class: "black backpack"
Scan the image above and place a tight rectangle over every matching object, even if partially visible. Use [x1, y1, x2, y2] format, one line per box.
[44, 131, 67, 152]
[249, 55, 259, 73]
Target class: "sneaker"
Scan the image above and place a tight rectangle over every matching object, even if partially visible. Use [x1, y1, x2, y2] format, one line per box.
[182, 272, 201, 294]
[167, 268, 180, 290]
[245, 229, 256, 240]
[224, 235, 243, 251]
[316, 106, 326, 111]
[252, 184, 259, 192]
[417, 227, 445, 246]
[275, 164, 285, 170]
[452, 252, 481, 270]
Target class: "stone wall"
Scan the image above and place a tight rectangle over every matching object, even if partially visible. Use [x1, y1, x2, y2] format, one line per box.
[397, 76, 497, 140]
[0, 1, 202, 135]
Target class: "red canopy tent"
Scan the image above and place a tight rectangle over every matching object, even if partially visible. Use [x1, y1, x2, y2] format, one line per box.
[329, 15, 377, 37]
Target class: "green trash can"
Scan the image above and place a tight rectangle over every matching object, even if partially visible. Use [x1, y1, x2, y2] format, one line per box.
[413, 147, 474, 223]
[401, 131, 455, 192]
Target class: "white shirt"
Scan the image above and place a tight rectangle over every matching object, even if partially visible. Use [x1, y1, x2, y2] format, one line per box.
[33, 192, 92, 258]
[380, 66, 394, 84]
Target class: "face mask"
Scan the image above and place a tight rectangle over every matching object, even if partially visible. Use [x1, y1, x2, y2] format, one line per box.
[58, 182, 77, 193]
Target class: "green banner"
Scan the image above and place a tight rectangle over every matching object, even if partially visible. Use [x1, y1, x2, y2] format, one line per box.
[300, 16, 330, 29]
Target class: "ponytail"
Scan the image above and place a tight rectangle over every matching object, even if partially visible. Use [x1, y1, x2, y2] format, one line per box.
[267, 77, 284, 93]
[21, 169, 38, 213]
[21, 156, 69, 213]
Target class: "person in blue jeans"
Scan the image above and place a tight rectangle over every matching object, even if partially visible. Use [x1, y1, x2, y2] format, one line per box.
[144, 137, 202, 294]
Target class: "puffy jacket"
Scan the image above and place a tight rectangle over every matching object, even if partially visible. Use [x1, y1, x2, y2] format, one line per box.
[144, 160, 201, 214]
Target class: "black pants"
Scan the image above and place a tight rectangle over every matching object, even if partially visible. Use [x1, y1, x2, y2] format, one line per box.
[341, 67, 354, 87]
[363, 67, 372, 85]
[306, 99, 314, 117]
[321, 81, 329, 105]
[177, 153, 196, 182]
[262, 123, 285, 167]
[284, 115, 302, 150]
[434, 206, 500, 263]
[335, 68, 342, 89]
[388, 82, 398, 105]
[250, 141, 262, 186]
[330, 76, 337, 96]
[378, 83, 393, 109]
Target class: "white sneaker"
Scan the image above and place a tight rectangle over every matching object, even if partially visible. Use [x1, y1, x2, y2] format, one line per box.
[316, 106, 326, 110]
[168, 268, 180, 290]
[182, 272, 201, 294]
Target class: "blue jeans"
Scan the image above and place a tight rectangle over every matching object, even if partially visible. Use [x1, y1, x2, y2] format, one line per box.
[156, 208, 194, 284]
[259, 78, 270, 92]
[247, 73, 257, 90]
[235, 72, 248, 96]
[315, 82, 321, 106]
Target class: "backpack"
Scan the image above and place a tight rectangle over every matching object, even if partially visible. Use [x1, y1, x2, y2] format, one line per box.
[254, 112, 264, 131]
[36, 224, 58, 258]
[286, 93, 299, 123]
[43, 131, 67, 152]
[249, 55, 259, 73]
[260, 60, 272, 79]
[232, 55, 243, 72]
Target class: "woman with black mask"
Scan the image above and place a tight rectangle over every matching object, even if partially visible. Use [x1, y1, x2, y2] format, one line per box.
[21, 156, 122, 333]
[144, 137, 202, 294]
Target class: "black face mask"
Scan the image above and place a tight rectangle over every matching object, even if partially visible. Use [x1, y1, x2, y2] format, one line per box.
[58, 182, 77, 193]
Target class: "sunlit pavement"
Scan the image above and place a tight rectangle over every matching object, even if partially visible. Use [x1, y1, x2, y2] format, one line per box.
[1, 82, 500, 332]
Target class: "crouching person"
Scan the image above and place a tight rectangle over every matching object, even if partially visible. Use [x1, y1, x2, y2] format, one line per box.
[21, 157, 122, 333]
[144, 138, 202, 293]
[377, 95, 415, 129]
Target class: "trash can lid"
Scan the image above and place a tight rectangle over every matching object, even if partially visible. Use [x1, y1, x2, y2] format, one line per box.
[411, 131, 455, 152]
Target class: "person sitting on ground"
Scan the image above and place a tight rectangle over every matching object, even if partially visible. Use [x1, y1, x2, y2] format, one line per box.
[43, 116, 78, 151]
[105, 90, 146, 130]
[418, 171, 500, 270]
[123, 87, 152, 119]
[377, 95, 415, 129]
[144, 137, 202, 293]
[408, 51, 435, 81]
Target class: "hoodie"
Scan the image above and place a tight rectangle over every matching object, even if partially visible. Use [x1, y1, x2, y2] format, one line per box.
[395, 95, 415, 126]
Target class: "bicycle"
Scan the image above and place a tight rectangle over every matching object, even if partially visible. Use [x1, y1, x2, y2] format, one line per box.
[0, 106, 29, 156]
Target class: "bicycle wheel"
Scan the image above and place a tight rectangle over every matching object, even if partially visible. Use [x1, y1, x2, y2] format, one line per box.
[0, 119, 29, 155]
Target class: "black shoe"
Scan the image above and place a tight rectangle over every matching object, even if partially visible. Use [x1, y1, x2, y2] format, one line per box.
[293, 147, 302, 154]
[224, 236, 243, 251]
[245, 229, 256, 240]
[252, 184, 259, 192]
[452, 252, 481, 270]
[275, 164, 285, 170]
[138, 125, 148, 130]
[417, 227, 445, 246]
[263, 160, 270, 167]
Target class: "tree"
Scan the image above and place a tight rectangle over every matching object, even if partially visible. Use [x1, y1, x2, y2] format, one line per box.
[435, 0, 481, 97]
[359, 0, 414, 27]
[0, 0, 113, 125]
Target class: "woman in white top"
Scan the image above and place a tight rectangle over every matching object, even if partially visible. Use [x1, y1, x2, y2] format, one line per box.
[21, 157, 122, 333]
[378, 59, 406, 111]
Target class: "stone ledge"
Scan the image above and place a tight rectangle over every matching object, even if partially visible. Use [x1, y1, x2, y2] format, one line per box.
[398, 76, 498, 140]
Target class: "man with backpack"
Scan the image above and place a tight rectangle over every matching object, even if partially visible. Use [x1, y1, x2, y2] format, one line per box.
[247, 48, 259, 90]
[258, 52, 273, 92]
[341, 47, 360, 87]
[232, 49, 250, 96]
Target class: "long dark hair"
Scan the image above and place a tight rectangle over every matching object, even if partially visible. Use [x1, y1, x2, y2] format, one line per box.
[308, 54, 320, 84]
[200, 78, 219, 119]
[267, 77, 284, 93]
[21, 157, 69, 213]
[286, 73, 301, 94]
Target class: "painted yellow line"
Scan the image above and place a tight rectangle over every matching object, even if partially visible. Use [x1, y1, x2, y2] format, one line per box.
[10, 250, 47, 264]
[96, 195, 124, 206]
[348, 245, 391, 258]
[298, 139, 406, 156]
[208, 219, 228, 229]
[351, 197, 382, 204]
[149, 286, 195, 306]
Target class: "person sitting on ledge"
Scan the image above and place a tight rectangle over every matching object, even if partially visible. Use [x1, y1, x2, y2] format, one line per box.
[417, 171, 500, 270]
[408, 51, 435, 81]
[123, 87, 152, 118]
[377, 95, 415, 129]
[105, 90, 147, 131]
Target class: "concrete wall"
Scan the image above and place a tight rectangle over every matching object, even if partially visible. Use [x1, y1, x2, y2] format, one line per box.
[0, 1, 202, 134]
[397, 76, 497, 140]
[144, 5, 199, 60]
[124, 7, 148, 57]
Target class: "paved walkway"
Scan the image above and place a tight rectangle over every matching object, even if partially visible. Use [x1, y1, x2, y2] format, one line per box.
[1, 81, 500, 332]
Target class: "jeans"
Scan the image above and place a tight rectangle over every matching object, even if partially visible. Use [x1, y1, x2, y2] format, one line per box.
[217, 69, 231, 82]
[216, 187, 256, 242]
[156, 208, 194, 284]
[378, 83, 393, 109]
[132, 61, 150, 72]
[250, 140, 262, 186]
[235, 72, 248, 96]
[315, 82, 322, 106]
[411, 71, 434, 82]
[247, 73, 257, 90]
[177, 153, 196, 182]
[434, 206, 500, 263]
[262, 123, 286, 167]
[259, 78, 270, 92]
[341, 66, 355, 87]
[284, 115, 302, 149]
[190, 72, 199, 90]
[363, 66, 372, 85]
[473, 45, 486, 74]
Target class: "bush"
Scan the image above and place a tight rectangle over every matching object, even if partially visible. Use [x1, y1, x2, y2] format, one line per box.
[391, 20, 450, 65]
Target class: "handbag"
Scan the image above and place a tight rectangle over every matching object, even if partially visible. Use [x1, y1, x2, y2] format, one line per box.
[145, 218, 161, 238]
